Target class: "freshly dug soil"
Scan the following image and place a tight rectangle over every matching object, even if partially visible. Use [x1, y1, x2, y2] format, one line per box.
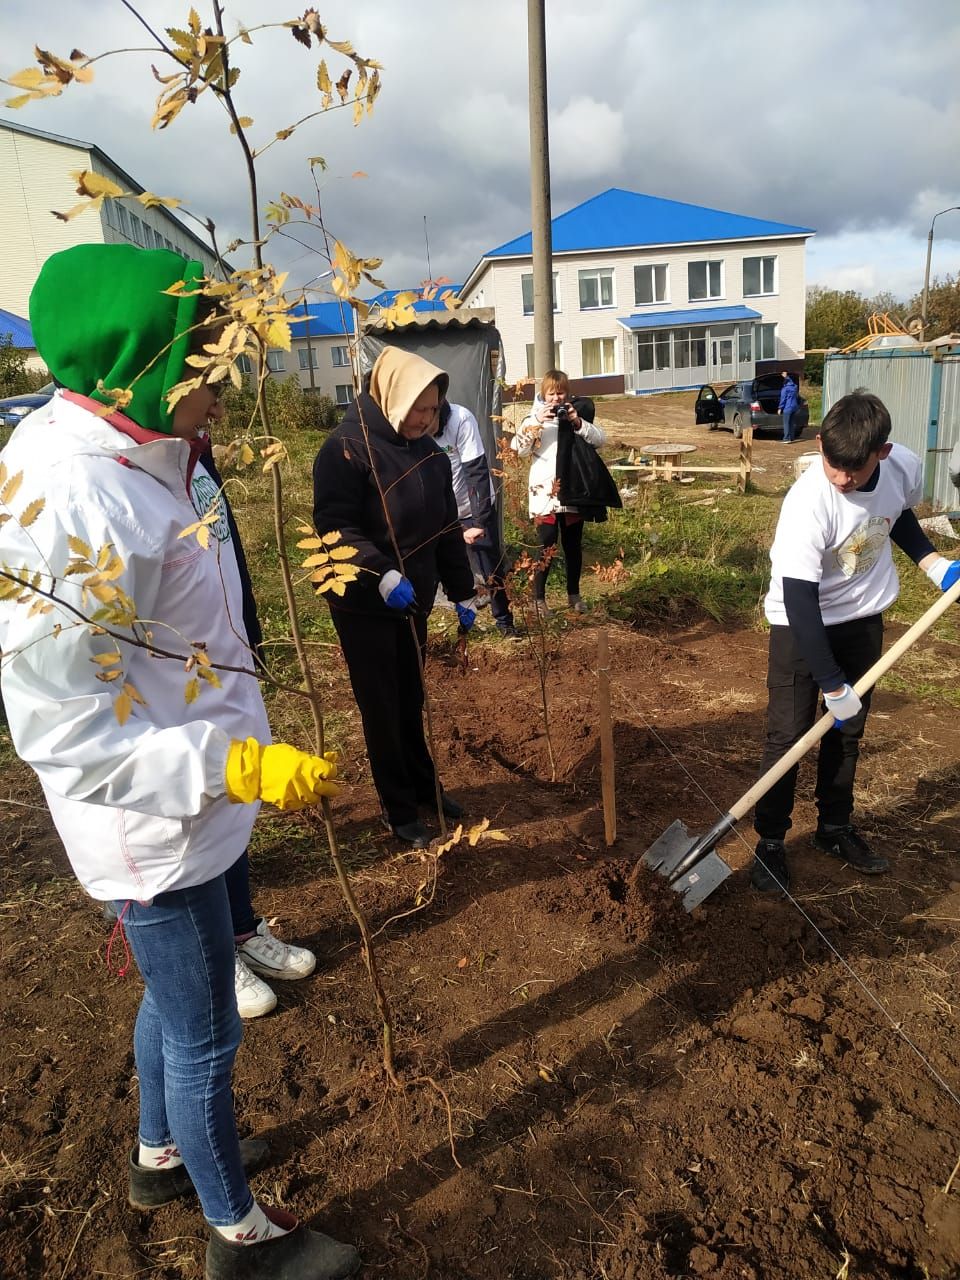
[1, 619, 958, 1278]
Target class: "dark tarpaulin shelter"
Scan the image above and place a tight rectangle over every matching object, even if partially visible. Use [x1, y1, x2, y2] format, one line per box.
[359, 307, 505, 510]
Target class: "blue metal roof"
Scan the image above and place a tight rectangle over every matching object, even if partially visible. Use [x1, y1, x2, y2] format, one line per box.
[485, 189, 814, 257]
[288, 301, 353, 340]
[364, 286, 463, 313]
[0, 308, 35, 348]
[617, 304, 762, 331]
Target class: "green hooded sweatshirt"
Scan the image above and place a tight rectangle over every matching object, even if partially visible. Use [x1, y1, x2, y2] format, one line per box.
[29, 243, 206, 434]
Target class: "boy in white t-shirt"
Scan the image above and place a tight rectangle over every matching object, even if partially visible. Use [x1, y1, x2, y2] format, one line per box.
[752, 389, 960, 893]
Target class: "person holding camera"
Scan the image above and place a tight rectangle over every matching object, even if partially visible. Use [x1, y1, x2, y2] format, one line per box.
[511, 368, 607, 615]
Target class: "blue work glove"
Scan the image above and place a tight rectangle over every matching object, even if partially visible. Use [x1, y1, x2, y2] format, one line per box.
[925, 556, 960, 593]
[823, 683, 862, 727]
[379, 569, 416, 611]
[455, 600, 477, 631]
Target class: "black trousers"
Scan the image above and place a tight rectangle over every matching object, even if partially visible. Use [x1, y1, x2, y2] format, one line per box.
[331, 609, 437, 827]
[466, 502, 514, 627]
[753, 614, 883, 841]
[533, 517, 584, 599]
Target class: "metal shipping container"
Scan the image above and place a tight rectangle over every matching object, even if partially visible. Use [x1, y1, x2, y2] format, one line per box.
[823, 345, 960, 510]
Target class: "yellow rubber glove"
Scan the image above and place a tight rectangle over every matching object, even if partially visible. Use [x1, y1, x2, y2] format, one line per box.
[225, 738, 341, 810]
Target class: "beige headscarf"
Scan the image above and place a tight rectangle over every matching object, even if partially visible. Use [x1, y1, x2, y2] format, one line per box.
[368, 346, 449, 433]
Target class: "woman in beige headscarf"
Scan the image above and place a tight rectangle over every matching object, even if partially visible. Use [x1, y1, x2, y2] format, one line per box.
[312, 347, 477, 848]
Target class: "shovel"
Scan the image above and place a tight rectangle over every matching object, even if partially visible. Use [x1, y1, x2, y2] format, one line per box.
[638, 576, 960, 910]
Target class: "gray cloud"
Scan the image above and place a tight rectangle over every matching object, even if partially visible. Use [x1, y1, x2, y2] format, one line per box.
[3, 0, 958, 294]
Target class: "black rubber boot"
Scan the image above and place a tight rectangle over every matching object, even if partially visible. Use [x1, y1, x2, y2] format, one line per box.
[129, 1139, 269, 1210]
[387, 819, 429, 849]
[750, 839, 790, 894]
[438, 792, 463, 821]
[205, 1218, 360, 1280]
[813, 825, 889, 874]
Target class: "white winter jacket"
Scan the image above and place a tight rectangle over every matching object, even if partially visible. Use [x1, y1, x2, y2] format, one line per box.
[0, 393, 269, 901]
[511, 397, 606, 518]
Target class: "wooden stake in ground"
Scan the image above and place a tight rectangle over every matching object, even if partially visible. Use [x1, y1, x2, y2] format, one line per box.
[597, 630, 617, 846]
[737, 425, 754, 494]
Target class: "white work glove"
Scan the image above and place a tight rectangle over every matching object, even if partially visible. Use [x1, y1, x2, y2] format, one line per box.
[823, 683, 862, 724]
[924, 556, 960, 592]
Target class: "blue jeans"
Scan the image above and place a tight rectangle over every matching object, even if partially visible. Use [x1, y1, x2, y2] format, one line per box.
[782, 407, 796, 442]
[117, 875, 253, 1226]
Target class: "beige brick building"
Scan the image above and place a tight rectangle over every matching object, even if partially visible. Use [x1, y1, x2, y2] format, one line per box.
[460, 188, 814, 395]
[0, 117, 223, 321]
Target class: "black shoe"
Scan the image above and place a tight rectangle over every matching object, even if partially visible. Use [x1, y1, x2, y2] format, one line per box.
[496, 623, 522, 640]
[388, 819, 429, 849]
[813, 825, 889, 874]
[205, 1215, 360, 1280]
[750, 839, 790, 894]
[440, 792, 463, 820]
[129, 1139, 269, 1210]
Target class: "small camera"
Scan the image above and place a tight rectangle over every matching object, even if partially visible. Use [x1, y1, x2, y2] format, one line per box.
[554, 404, 570, 424]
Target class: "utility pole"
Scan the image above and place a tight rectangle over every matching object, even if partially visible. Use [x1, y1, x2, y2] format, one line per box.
[303, 305, 316, 392]
[527, 0, 554, 380]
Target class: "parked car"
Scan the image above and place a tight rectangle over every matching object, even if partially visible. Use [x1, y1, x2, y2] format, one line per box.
[0, 383, 54, 428]
[695, 374, 808, 438]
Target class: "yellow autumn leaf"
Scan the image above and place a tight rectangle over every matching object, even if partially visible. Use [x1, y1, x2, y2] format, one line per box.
[320, 529, 343, 546]
[229, 116, 254, 134]
[265, 318, 291, 350]
[197, 666, 222, 688]
[67, 536, 93, 559]
[184, 676, 200, 705]
[123, 681, 147, 706]
[0, 471, 23, 506]
[71, 169, 124, 199]
[6, 68, 46, 90]
[27, 598, 53, 617]
[137, 191, 182, 210]
[92, 651, 121, 667]
[18, 497, 44, 528]
[96, 668, 122, 683]
[239, 442, 255, 467]
[114, 688, 132, 726]
[327, 579, 347, 596]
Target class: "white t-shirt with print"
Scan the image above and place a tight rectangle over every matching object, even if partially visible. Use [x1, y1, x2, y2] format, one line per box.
[764, 443, 923, 626]
[434, 403, 495, 523]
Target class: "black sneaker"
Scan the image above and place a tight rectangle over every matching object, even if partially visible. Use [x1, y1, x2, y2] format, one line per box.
[813, 825, 889, 874]
[129, 1139, 269, 1210]
[750, 839, 790, 894]
[496, 623, 523, 640]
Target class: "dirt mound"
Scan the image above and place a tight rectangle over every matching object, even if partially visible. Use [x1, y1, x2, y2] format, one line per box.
[1, 621, 959, 1278]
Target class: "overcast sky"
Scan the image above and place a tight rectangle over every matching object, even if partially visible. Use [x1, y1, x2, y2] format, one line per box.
[4, 0, 959, 306]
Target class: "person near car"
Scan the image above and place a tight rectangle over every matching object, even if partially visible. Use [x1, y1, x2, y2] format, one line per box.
[779, 371, 801, 442]
[312, 346, 477, 850]
[1, 243, 359, 1279]
[511, 369, 607, 616]
[430, 396, 518, 638]
[751, 389, 960, 895]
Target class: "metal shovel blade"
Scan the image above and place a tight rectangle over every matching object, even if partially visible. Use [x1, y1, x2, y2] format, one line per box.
[670, 851, 732, 910]
[640, 818, 732, 911]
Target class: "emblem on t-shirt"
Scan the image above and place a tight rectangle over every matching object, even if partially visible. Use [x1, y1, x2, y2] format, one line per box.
[832, 516, 890, 578]
[190, 474, 232, 544]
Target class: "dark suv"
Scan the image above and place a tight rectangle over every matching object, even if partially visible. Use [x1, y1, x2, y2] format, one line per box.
[695, 374, 808, 438]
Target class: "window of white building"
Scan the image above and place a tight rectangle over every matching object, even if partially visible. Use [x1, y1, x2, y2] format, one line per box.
[578, 268, 615, 310]
[753, 323, 777, 360]
[265, 350, 286, 373]
[581, 337, 617, 376]
[525, 342, 562, 378]
[633, 263, 668, 306]
[521, 271, 560, 316]
[743, 256, 777, 297]
[687, 260, 723, 301]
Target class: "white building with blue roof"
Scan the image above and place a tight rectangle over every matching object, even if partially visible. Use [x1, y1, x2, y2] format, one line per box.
[459, 188, 814, 395]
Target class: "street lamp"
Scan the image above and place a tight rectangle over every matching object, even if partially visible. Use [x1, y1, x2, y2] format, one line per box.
[920, 206, 960, 340]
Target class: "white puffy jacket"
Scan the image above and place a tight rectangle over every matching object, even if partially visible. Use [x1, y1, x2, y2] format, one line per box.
[0, 393, 269, 901]
[511, 397, 606, 518]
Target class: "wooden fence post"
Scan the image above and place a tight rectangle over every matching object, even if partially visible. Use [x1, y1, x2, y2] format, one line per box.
[737, 426, 754, 494]
[598, 630, 617, 846]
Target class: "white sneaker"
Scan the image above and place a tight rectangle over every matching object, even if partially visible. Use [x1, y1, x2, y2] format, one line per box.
[237, 919, 316, 981]
[234, 954, 277, 1019]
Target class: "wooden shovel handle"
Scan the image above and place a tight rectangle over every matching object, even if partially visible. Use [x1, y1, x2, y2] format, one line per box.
[729, 575, 960, 824]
